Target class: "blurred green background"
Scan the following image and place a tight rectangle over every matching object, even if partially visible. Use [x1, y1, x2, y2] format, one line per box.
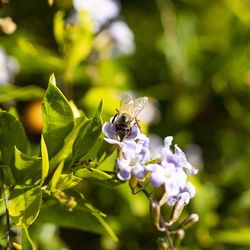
[1, 0, 250, 249]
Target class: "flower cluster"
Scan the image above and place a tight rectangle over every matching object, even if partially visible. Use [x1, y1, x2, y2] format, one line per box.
[73, 0, 120, 31]
[0, 48, 19, 85]
[102, 121, 198, 206]
[72, 0, 135, 56]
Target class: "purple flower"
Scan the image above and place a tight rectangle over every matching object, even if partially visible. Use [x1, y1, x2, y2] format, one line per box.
[160, 136, 198, 176]
[174, 145, 198, 175]
[107, 21, 135, 56]
[147, 163, 187, 197]
[167, 182, 196, 206]
[73, 0, 120, 31]
[102, 121, 140, 144]
[116, 140, 148, 180]
[102, 119, 198, 206]
[147, 136, 197, 206]
[0, 48, 19, 85]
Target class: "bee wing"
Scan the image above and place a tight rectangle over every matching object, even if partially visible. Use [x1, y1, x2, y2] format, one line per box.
[119, 92, 148, 118]
[119, 92, 135, 115]
[132, 96, 148, 117]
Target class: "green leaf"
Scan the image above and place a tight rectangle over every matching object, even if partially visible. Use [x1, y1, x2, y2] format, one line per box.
[94, 213, 118, 242]
[40, 135, 49, 186]
[0, 111, 27, 165]
[67, 190, 105, 215]
[72, 101, 103, 161]
[0, 85, 45, 103]
[74, 168, 120, 186]
[63, 10, 94, 82]
[14, 147, 42, 184]
[97, 148, 117, 171]
[49, 160, 64, 192]
[37, 191, 118, 241]
[71, 191, 118, 241]
[37, 204, 117, 239]
[56, 173, 82, 191]
[22, 225, 36, 250]
[48, 0, 53, 6]
[42, 75, 74, 157]
[69, 100, 81, 118]
[53, 11, 64, 45]
[49, 116, 87, 171]
[213, 228, 250, 245]
[17, 38, 64, 73]
[13, 242, 22, 250]
[9, 186, 42, 227]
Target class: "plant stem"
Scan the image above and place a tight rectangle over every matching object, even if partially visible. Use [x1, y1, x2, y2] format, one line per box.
[139, 188, 174, 250]
[159, 214, 174, 250]
[3, 184, 11, 250]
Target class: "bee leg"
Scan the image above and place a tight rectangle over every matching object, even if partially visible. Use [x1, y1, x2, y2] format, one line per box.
[112, 112, 118, 123]
[135, 118, 141, 131]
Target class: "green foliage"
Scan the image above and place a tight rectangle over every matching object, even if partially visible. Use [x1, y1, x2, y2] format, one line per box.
[40, 136, 49, 186]
[0, 85, 45, 103]
[9, 186, 42, 227]
[42, 74, 74, 157]
[14, 147, 41, 184]
[54, 10, 93, 82]
[2, 0, 250, 249]
[0, 112, 27, 165]
[0, 75, 118, 249]
[74, 168, 119, 186]
[72, 100, 103, 161]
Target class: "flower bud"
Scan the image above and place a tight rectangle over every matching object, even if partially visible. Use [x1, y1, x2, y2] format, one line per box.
[129, 176, 139, 191]
[169, 198, 185, 225]
[150, 200, 162, 231]
[173, 229, 185, 247]
[179, 213, 199, 230]
[157, 237, 169, 250]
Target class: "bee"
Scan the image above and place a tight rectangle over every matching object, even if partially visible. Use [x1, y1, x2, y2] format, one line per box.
[112, 93, 148, 141]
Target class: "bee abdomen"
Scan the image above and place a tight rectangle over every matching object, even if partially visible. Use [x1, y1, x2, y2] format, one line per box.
[115, 123, 131, 141]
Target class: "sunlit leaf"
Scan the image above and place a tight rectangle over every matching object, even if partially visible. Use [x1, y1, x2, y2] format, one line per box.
[42, 75, 74, 157]
[41, 135, 49, 186]
[14, 147, 41, 184]
[9, 186, 42, 227]
[69, 100, 81, 118]
[56, 173, 81, 191]
[49, 160, 64, 192]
